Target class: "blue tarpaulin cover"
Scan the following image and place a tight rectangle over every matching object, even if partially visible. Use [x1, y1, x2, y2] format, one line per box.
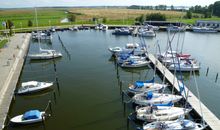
[135, 81, 144, 88]
[23, 110, 41, 120]
[146, 91, 153, 100]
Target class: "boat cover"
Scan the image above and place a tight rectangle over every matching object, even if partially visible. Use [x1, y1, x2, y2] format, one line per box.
[146, 91, 153, 100]
[135, 81, 144, 88]
[23, 110, 41, 120]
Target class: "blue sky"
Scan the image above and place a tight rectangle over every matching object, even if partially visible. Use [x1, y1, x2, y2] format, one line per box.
[0, 0, 218, 8]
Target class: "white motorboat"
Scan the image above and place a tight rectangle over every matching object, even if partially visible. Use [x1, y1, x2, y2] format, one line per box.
[108, 47, 123, 54]
[192, 26, 218, 33]
[142, 119, 206, 130]
[167, 25, 185, 32]
[108, 43, 146, 56]
[136, 106, 192, 122]
[29, 48, 62, 60]
[168, 60, 200, 72]
[120, 59, 150, 68]
[132, 91, 182, 106]
[112, 28, 132, 35]
[117, 55, 146, 64]
[138, 29, 156, 37]
[95, 24, 108, 31]
[10, 110, 45, 124]
[17, 81, 53, 94]
[128, 80, 167, 94]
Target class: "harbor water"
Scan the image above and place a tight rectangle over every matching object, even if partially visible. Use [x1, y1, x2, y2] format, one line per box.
[5, 30, 220, 130]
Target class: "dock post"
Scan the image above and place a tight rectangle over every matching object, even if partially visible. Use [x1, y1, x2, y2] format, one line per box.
[49, 100, 52, 114]
[121, 91, 124, 103]
[215, 73, 218, 83]
[206, 67, 209, 76]
[120, 81, 122, 94]
[123, 102, 126, 117]
[127, 117, 129, 130]
[53, 91, 56, 104]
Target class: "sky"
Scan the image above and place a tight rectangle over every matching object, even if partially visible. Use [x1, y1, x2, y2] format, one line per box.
[0, 0, 218, 8]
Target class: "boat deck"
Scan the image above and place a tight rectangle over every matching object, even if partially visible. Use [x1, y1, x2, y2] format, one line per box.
[148, 53, 220, 130]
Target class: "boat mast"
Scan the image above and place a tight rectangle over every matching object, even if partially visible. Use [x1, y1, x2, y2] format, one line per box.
[34, 7, 41, 51]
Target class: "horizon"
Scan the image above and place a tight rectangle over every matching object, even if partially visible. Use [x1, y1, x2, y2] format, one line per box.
[0, 0, 218, 8]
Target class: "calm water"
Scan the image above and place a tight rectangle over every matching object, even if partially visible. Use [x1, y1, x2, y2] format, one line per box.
[5, 30, 220, 130]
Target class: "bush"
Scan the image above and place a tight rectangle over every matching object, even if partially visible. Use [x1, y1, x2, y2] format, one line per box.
[28, 20, 33, 27]
[185, 11, 192, 19]
[146, 13, 166, 21]
[68, 14, 76, 22]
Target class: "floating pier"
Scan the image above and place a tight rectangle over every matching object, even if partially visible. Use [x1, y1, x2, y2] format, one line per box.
[148, 53, 220, 130]
[0, 33, 31, 129]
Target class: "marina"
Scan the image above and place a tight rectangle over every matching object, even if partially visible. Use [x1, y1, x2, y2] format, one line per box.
[0, 29, 220, 130]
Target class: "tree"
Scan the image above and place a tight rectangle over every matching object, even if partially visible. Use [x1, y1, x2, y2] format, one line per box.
[146, 13, 166, 21]
[28, 20, 33, 27]
[6, 20, 13, 36]
[213, 1, 220, 17]
[135, 14, 145, 23]
[103, 17, 107, 23]
[185, 10, 192, 19]
[68, 14, 76, 22]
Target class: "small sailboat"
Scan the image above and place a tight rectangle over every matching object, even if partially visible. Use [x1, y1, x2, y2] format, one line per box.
[10, 110, 45, 124]
[29, 48, 62, 60]
[142, 119, 206, 130]
[128, 79, 167, 94]
[136, 106, 192, 122]
[17, 81, 53, 94]
[132, 91, 182, 106]
[120, 59, 150, 68]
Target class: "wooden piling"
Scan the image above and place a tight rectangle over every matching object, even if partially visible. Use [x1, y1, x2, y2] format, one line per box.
[206, 67, 209, 76]
[215, 73, 218, 83]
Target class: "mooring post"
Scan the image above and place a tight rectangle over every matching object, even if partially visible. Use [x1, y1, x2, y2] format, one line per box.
[120, 81, 122, 94]
[206, 67, 209, 76]
[49, 100, 52, 114]
[127, 117, 130, 130]
[215, 73, 218, 83]
[122, 91, 124, 103]
[53, 91, 56, 104]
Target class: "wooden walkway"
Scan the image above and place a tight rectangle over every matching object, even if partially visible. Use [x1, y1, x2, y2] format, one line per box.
[148, 53, 220, 130]
[0, 34, 31, 129]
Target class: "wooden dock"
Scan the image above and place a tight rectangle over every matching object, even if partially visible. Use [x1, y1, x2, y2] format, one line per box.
[0, 33, 31, 129]
[148, 53, 220, 130]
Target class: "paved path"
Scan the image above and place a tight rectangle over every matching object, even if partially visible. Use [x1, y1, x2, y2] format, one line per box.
[0, 33, 31, 129]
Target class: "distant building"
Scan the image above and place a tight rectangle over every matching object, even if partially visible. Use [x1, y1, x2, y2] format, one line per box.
[195, 20, 220, 28]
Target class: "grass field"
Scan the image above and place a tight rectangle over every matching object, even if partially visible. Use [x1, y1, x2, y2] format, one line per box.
[0, 7, 220, 30]
[0, 39, 8, 48]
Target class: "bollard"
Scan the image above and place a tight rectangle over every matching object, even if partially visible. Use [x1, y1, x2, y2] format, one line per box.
[206, 67, 209, 76]
[215, 73, 218, 83]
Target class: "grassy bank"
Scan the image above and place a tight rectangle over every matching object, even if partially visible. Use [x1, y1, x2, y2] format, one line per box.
[0, 39, 8, 48]
[0, 7, 220, 30]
